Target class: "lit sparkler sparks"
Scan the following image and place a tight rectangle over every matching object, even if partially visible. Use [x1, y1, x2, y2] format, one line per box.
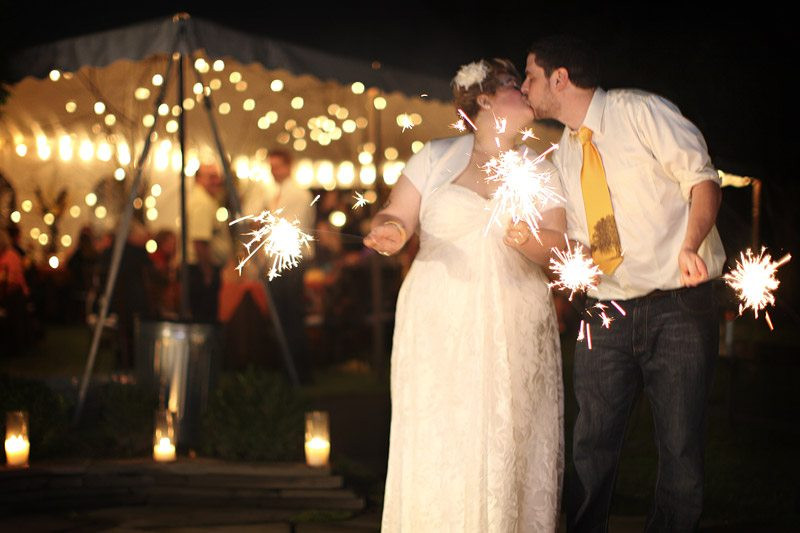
[591, 303, 615, 329]
[483, 144, 561, 240]
[352, 192, 369, 210]
[723, 247, 791, 330]
[550, 237, 627, 350]
[450, 119, 467, 132]
[494, 116, 507, 134]
[310, 194, 320, 206]
[399, 114, 414, 132]
[548, 236, 601, 300]
[576, 300, 626, 350]
[520, 128, 537, 141]
[230, 209, 314, 281]
[610, 300, 627, 316]
[577, 320, 592, 350]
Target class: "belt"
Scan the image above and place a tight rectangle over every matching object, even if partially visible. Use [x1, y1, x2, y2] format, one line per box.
[585, 280, 714, 307]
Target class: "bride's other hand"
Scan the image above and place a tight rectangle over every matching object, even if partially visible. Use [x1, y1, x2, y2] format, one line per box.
[364, 221, 407, 256]
[364, 174, 420, 256]
[503, 207, 567, 266]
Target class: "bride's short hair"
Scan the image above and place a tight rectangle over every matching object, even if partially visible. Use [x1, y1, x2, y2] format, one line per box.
[452, 58, 521, 129]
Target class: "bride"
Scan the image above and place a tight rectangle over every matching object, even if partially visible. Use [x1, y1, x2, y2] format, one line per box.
[364, 58, 566, 532]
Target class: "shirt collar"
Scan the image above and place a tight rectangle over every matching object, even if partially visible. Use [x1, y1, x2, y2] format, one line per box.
[570, 87, 606, 136]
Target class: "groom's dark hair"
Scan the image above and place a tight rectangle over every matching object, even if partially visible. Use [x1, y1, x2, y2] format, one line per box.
[528, 35, 600, 89]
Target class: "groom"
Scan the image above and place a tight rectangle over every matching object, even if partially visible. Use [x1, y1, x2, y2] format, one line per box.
[521, 35, 726, 531]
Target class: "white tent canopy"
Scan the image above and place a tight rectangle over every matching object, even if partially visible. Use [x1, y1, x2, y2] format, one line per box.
[0, 15, 561, 264]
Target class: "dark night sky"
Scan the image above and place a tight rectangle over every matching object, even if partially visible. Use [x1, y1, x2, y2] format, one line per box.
[2, 2, 794, 175]
[2, 1, 799, 297]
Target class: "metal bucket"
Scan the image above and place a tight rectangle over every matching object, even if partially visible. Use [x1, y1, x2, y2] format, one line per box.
[135, 321, 220, 449]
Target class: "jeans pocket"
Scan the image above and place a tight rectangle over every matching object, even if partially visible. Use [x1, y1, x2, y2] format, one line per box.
[675, 284, 715, 316]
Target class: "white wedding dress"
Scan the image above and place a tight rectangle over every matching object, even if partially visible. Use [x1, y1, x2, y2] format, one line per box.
[381, 135, 564, 532]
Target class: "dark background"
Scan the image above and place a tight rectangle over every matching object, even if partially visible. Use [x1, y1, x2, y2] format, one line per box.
[2, 0, 798, 313]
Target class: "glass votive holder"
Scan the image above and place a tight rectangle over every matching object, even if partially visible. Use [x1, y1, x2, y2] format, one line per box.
[304, 410, 330, 467]
[5, 411, 30, 468]
[153, 409, 176, 462]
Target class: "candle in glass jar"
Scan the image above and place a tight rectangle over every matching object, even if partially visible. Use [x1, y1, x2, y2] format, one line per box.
[5, 435, 30, 468]
[304, 436, 330, 467]
[153, 437, 176, 462]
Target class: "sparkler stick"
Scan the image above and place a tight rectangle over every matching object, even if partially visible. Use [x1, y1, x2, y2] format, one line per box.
[310, 194, 320, 206]
[230, 209, 314, 281]
[723, 247, 791, 330]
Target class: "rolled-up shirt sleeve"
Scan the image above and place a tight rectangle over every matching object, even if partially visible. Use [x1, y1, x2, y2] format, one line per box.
[637, 94, 719, 201]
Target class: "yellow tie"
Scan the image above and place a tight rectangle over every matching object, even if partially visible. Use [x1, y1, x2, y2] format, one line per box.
[577, 126, 622, 274]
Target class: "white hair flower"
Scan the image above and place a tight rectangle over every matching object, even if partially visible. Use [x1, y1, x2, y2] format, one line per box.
[453, 61, 489, 91]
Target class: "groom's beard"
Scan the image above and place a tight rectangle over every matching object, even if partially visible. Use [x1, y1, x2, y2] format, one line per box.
[534, 98, 559, 122]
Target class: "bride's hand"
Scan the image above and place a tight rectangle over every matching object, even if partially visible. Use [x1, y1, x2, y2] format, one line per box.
[503, 220, 531, 248]
[364, 221, 407, 256]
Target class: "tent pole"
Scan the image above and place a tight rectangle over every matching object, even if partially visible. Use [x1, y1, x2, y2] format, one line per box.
[367, 92, 386, 379]
[177, 50, 190, 320]
[185, 23, 300, 387]
[74, 40, 180, 423]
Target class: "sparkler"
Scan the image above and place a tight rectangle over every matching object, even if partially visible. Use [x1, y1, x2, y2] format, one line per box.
[230, 209, 314, 281]
[483, 144, 561, 240]
[547, 235, 626, 350]
[577, 320, 592, 350]
[457, 109, 478, 131]
[575, 300, 626, 351]
[548, 236, 600, 300]
[450, 119, 467, 132]
[590, 302, 615, 329]
[352, 192, 368, 210]
[723, 247, 791, 330]
[519, 128, 537, 141]
[310, 194, 320, 206]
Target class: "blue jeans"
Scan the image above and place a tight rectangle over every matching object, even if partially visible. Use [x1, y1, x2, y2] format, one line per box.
[566, 282, 718, 532]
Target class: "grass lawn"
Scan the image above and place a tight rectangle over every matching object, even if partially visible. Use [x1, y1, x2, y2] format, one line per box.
[1, 323, 116, 378]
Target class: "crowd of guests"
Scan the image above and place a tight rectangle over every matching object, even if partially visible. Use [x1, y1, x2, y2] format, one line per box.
[0, 166, 408, 375]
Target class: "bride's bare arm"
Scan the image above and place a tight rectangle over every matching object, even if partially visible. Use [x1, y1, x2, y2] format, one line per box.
[504, 207, 566, 266]
[363, 175, 421, 256]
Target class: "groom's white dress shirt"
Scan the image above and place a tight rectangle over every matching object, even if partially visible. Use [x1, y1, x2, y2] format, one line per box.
[552, 88, 726, 301]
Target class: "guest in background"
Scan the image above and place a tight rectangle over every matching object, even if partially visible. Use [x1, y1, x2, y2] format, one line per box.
[148, 229, 179, 320]
[66, 226, 99, 321]
[186, 163, 232, 323]
[0, 227, 30, 356]
[268, 149, 314, 383]
[98, 220, 153, 370]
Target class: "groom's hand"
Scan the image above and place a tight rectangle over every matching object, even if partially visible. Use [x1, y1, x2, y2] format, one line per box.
[678, 248, 709, 286]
